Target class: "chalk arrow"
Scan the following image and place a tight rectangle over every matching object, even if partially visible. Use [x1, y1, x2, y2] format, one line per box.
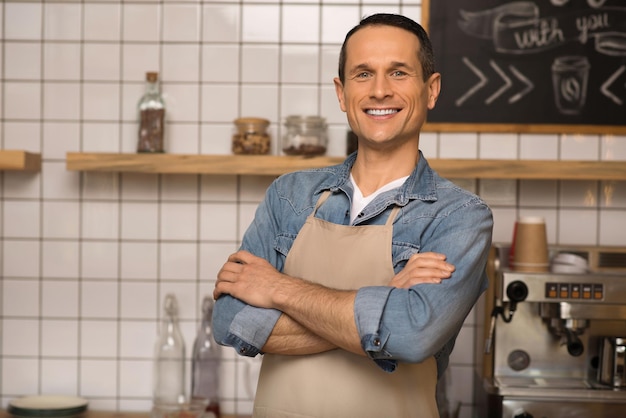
[455, 57, 487, 107]
[508, 66, 534, 104]
[601, 65, 625, 106]
[485, 61, 512, 105]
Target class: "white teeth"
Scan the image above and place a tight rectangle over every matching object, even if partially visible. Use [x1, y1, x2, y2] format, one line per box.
[367, 109, 397, 115]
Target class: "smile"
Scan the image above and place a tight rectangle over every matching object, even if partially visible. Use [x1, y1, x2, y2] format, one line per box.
[366, 108, 399, 116]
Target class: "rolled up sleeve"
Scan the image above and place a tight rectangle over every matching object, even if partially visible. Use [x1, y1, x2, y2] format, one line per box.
[354, 286, 398, 372]
[353, 199, 493, 370]
[213, 295, 282, 357]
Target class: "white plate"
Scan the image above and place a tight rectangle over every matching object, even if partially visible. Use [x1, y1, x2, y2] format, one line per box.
[552, 252, 588, 268]
[8, 395, 88, 417]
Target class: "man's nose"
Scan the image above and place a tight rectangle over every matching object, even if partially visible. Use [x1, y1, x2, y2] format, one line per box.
[370, 75, 393, 98]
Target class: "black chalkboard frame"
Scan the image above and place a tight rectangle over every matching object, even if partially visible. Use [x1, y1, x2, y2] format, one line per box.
[421, 0, 626, 134]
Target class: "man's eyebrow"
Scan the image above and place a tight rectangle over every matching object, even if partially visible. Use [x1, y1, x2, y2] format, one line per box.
[389, 61, 414, 70]
[348, 63, 371, 74]
[349, 61, 414, 73]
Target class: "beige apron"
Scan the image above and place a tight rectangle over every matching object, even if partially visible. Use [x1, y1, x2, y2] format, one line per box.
[253, 191, 439, 418]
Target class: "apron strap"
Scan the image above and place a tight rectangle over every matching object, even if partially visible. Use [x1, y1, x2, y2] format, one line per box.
[310, 190, 332, 218]
[385, 206, 401, 226]
[312, 190, 401, 227]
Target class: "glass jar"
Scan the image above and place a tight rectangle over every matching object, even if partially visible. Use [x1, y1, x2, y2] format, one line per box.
[282, 116, 328, 156]
[153, 294, 186, 407]
[137, 72, 165, 153]
[232, 118, 271, 155]
[191, 296, 221, 418]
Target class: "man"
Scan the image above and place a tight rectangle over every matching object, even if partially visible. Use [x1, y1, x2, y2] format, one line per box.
[213, 13, 493, 418]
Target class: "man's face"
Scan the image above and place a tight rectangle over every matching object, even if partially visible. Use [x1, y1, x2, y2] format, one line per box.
[334, 25, 440, 149]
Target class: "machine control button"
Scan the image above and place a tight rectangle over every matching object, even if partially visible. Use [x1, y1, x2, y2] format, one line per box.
[545, 282, 602, 300]
[545, 283, 558, 298]
[593, 284, 604, 300]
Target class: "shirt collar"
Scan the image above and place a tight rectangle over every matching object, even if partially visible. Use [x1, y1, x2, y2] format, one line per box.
[326, 151, 438, 205]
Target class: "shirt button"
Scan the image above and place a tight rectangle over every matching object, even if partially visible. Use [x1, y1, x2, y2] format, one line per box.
[373, 338, 381, 347]
[239, 347, 247, 354]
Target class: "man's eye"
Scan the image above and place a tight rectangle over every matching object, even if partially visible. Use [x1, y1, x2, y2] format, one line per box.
[391, 70, 406, 77]
[356, 72, 370, 79]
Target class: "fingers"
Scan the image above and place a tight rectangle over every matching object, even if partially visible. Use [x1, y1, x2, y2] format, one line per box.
[227, 250, 250, 264]
[410, 252, 455, 273]
[415, 252, 446, 260]
[214, 252, 248, 299]
[389, 252, 456, 289]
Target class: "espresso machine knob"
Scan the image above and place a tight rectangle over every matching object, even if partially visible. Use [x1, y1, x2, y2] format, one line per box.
[506, 280, 529, 302]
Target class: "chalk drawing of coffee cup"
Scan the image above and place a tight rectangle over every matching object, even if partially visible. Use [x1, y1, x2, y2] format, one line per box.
[551, 56, 590, 115]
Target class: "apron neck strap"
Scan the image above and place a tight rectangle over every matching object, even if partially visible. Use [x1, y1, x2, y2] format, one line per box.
[386, 206, 401, 226]
[312, 190, 332, 217]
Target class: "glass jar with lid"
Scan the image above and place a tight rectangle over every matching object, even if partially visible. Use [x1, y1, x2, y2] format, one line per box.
[232, 118, 271, 155]
[137, 71, 165, 153]
[282, 116, 328, 156]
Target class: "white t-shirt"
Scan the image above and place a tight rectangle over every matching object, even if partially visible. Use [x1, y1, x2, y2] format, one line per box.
[350, 173, 409, 224]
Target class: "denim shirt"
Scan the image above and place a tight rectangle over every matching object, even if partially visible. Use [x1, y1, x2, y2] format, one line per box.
[212, 151, 493, 376]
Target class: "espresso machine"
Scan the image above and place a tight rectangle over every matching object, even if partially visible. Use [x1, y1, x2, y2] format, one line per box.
[474, 244, 626, 418]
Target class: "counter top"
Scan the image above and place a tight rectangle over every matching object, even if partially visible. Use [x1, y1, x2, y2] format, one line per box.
[1, 412, 148, 418]
[0, 412, 247, 418]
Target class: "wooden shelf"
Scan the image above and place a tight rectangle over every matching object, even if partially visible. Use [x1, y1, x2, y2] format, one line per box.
[0, 412, 247, 418]
[0, 150, 41, 171]
[66, 152, 626, 180]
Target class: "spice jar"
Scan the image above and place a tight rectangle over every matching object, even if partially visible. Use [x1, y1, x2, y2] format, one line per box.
[232, 118, 271, 155]
[282, 116, 328, 156]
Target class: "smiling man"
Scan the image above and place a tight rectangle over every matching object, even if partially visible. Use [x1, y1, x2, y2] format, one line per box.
[212, 13, 493, 418]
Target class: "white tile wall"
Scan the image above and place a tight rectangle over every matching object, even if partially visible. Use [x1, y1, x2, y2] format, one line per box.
[1, 2, 626, 418]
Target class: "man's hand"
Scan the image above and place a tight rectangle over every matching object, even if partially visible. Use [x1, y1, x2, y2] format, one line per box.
[213, 250, 287, 308]
[390, 252, 455, 288]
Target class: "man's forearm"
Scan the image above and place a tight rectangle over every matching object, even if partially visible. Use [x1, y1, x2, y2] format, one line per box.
[262, 313, 337, 355]
[270, 277, 365, 356]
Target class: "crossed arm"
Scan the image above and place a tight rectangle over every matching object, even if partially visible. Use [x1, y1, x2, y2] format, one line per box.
[213, 250, 455, 357]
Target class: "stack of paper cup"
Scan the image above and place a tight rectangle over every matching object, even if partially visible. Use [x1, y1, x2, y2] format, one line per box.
[512, 216, 549, 273]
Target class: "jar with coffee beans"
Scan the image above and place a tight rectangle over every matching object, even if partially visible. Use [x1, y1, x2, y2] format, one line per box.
[232, 118, 271, 155]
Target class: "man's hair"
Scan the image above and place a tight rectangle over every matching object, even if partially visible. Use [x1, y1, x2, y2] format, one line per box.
[337, 13, 435, 83]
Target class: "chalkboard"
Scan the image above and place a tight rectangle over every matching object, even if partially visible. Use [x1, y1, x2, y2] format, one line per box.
[422, 0, 626, 134]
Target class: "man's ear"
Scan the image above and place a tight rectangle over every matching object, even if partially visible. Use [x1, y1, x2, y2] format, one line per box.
[334, 77, 347, 113]
[427, 73, 441, 110]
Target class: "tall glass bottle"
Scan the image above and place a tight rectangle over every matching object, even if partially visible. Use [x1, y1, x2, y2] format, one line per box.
[191, 296, 221, 418]
[137, 71, 165, 153]
[153, 293, 186, 407]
